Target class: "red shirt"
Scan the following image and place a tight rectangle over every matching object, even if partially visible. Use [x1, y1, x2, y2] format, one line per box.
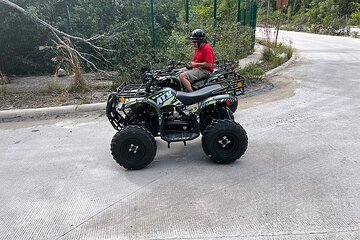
[192, 43, 215, 72]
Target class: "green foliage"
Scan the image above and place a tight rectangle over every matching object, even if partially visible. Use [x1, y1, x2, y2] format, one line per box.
[0, 0, 69, 75]
[164, 28, 194, 62]
[214, 23, 253, 61]
[1, 0, 255, 80]
[349, 3, 360, 25]
[271, 9, 287, 24]
[262, 42, 293, 67]
[304, 0, 342, 34]
[350, 11, 360, 25]
[238, 63, 264, 81]
[258, 0, 360, 34]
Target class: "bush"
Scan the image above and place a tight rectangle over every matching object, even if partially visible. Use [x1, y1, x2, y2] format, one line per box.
[238, 63, 265, 84]
[350, 11, 360, 25]
[262, 42, 292, 66]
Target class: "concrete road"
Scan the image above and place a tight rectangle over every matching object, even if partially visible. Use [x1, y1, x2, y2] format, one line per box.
[1, 30, 360, 239]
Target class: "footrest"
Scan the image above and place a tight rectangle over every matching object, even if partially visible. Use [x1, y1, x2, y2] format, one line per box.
[161, 132, 199, 143]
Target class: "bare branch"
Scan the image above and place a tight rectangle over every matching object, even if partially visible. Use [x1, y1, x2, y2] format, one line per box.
[86, 34, 114, 41]
[51, 33, 103, 72]
[44, 32, 111, 74]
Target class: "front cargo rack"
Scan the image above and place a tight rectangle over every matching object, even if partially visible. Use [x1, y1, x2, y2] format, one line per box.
[107, 83, 149, 130]
[115, 83, 148, 98]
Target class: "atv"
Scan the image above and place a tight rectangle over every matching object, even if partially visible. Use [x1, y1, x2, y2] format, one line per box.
[106, 67, 248, 170]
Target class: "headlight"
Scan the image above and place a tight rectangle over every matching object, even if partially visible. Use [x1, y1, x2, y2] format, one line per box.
[236, 82, 243, 88]
[117, 97, 126, 110]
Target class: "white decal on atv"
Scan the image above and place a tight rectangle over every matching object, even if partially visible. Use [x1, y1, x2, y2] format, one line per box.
[156, 91, 173, 105]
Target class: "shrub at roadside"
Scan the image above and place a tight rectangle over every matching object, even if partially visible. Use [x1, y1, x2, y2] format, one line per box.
[238, 63, 264, 86]
[238, 42, 293, 86]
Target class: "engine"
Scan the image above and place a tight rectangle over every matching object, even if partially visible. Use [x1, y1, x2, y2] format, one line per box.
[162, 106, 193, 132]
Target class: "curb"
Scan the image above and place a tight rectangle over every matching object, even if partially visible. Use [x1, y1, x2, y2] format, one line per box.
[0, 102, 106, 123]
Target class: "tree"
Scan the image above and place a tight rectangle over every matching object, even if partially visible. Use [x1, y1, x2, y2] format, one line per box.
[0, 0, 256, 82]
[349, 2, 360, 25]
[0, 0, 181, 79]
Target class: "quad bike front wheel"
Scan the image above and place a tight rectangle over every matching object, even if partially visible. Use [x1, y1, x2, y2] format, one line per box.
[202, 119, 248, 164]
[111, 125, 157, 170]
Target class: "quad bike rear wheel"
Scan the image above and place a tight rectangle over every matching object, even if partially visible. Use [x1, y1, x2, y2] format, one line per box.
[111, 125, 157, 170]
[202, 119, 248, 164]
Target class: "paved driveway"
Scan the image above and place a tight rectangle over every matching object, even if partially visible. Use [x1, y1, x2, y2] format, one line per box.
[0, 30, 359, 239]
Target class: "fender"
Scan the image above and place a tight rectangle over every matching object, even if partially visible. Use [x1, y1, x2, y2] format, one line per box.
[121, 97, 161, 118]
[149, 87, 177, 107]
[197, 93, 236, 114]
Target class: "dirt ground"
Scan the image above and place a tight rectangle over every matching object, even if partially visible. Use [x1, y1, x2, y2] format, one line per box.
[0, 72, 273, 111]
[0, 73, 114, 110]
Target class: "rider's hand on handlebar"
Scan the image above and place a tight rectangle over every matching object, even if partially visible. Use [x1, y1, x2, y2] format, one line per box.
[185, 62, 192, 70]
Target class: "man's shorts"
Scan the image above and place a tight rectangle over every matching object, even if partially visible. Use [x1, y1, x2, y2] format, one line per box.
[184, 68, 210, 83]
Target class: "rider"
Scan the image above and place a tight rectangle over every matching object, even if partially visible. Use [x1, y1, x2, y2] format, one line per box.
[179, 29, 215, 92]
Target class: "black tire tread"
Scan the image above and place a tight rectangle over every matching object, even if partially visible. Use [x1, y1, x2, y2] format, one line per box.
[202, 119, 248, 164]
[111, 125, 156, 170]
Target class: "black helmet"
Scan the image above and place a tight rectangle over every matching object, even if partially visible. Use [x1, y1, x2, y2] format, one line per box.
[190, 29, 206, 41]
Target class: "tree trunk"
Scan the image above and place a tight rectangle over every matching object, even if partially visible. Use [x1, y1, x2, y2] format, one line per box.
[70, 50, 85, 90]
[292, 0, 298, 12]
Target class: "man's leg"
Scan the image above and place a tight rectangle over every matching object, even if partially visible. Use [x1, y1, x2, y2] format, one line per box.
[179, 72, 193, 92]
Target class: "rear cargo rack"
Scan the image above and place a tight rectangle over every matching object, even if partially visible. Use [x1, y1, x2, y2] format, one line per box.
[209, 72, 245, 96]
[226, 75, 246, 96]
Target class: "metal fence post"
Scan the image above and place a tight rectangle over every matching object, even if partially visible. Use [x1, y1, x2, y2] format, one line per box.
[251, 0, 258, 48]
[65, 0, 72, 33]
[185, 0, 189, 24]
[237, 0, 241, 23]
[214, 0, 217, 24]
[150, 0, 156, 48]
[242, 0, 247, 26]
[213, 0, 217, 46]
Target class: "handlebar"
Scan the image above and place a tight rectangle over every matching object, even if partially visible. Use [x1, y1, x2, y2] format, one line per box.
[143, 60, 238, 85]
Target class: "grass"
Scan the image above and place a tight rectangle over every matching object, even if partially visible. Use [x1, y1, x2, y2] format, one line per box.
[237, 63, 265, 86]
[47, 80, 69, 94]
[78, 95, 91, 104]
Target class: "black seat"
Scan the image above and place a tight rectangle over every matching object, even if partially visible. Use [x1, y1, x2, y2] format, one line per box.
[176, 84, 224, 105]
